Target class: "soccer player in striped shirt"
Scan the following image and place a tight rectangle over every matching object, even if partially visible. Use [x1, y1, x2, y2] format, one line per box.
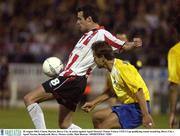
[24, 5, 142, 129]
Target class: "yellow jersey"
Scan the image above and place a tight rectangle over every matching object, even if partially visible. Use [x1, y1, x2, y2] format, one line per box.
[110, 59, 150, 104]
[168, 42, 180, 84]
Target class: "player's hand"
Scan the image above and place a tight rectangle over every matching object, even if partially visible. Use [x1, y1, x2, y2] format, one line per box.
[133, 38, 142, 48]
[81, 102, 96, 112]
[142, 114, 155, 128]
[169, 113, 178, 128]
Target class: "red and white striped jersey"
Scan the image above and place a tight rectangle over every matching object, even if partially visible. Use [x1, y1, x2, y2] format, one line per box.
[59, 27, 125, 76]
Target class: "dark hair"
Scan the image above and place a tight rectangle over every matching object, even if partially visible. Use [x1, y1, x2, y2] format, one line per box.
[76, 5, 99, 23]
[92, 41, 114, 60]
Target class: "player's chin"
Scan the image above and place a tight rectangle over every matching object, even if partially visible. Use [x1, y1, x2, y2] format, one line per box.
[79, 27, 88, 32]
[80, 28, 86, 32]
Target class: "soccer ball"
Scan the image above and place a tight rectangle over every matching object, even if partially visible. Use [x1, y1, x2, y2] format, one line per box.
[42, 57, 64, 77]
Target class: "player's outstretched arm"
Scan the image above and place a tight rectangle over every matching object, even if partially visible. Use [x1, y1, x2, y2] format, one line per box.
[81, 101, 96, 112]
[135, 88, 154, 128]
[81, 91, 112, 112]
[122, 38, 142, 51]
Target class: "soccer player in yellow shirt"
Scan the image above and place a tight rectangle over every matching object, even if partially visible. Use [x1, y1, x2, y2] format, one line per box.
[168, 15, 180, 129]
[82, 41, 154, 129]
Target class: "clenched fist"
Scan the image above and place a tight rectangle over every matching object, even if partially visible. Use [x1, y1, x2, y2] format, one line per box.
[133, 38, 142, 48]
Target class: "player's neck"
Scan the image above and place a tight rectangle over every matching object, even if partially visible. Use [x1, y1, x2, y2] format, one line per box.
[88, 23, 100, 31]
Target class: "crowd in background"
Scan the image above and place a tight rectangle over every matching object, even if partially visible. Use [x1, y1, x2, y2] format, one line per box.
[0, 0, 179, 66]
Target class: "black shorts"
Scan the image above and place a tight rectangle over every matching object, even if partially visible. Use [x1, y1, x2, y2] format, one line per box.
[42, 76, 87, 111]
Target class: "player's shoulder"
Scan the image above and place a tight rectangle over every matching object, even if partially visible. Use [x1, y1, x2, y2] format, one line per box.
[114, 58, 124, 65]
[169, 42, 180, 52]
[97, 28, 112, 36]
[99, 28, 109, 32]
[174, 42, 180, 48]
[115, 59, 134, 69]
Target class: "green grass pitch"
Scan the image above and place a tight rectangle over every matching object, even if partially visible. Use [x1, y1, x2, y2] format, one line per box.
[0, 107, 169, 129]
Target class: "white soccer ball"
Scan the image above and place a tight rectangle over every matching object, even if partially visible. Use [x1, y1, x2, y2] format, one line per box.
[42, 57, 64, 77]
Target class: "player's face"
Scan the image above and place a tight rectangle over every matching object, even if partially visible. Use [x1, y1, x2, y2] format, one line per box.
[93, 52, 104, 68]
[76, 11, 89, 32]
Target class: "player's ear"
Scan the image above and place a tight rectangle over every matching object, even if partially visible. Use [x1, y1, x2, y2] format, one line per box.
[87, 16, 93, 22]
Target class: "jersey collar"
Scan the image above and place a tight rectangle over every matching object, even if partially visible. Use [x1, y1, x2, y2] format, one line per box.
[84, 26, 105, 35]
[91, 26, 104, 31]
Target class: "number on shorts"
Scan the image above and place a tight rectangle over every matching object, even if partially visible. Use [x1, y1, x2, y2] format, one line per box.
[50, 78, 60, 86]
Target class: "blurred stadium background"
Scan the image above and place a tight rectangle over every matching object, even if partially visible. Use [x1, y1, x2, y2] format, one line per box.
[0, 0, 179, 129]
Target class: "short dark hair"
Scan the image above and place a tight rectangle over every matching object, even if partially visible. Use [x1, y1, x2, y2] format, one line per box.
[92, 41, 114, 60]
[76, 5, 99, 23]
